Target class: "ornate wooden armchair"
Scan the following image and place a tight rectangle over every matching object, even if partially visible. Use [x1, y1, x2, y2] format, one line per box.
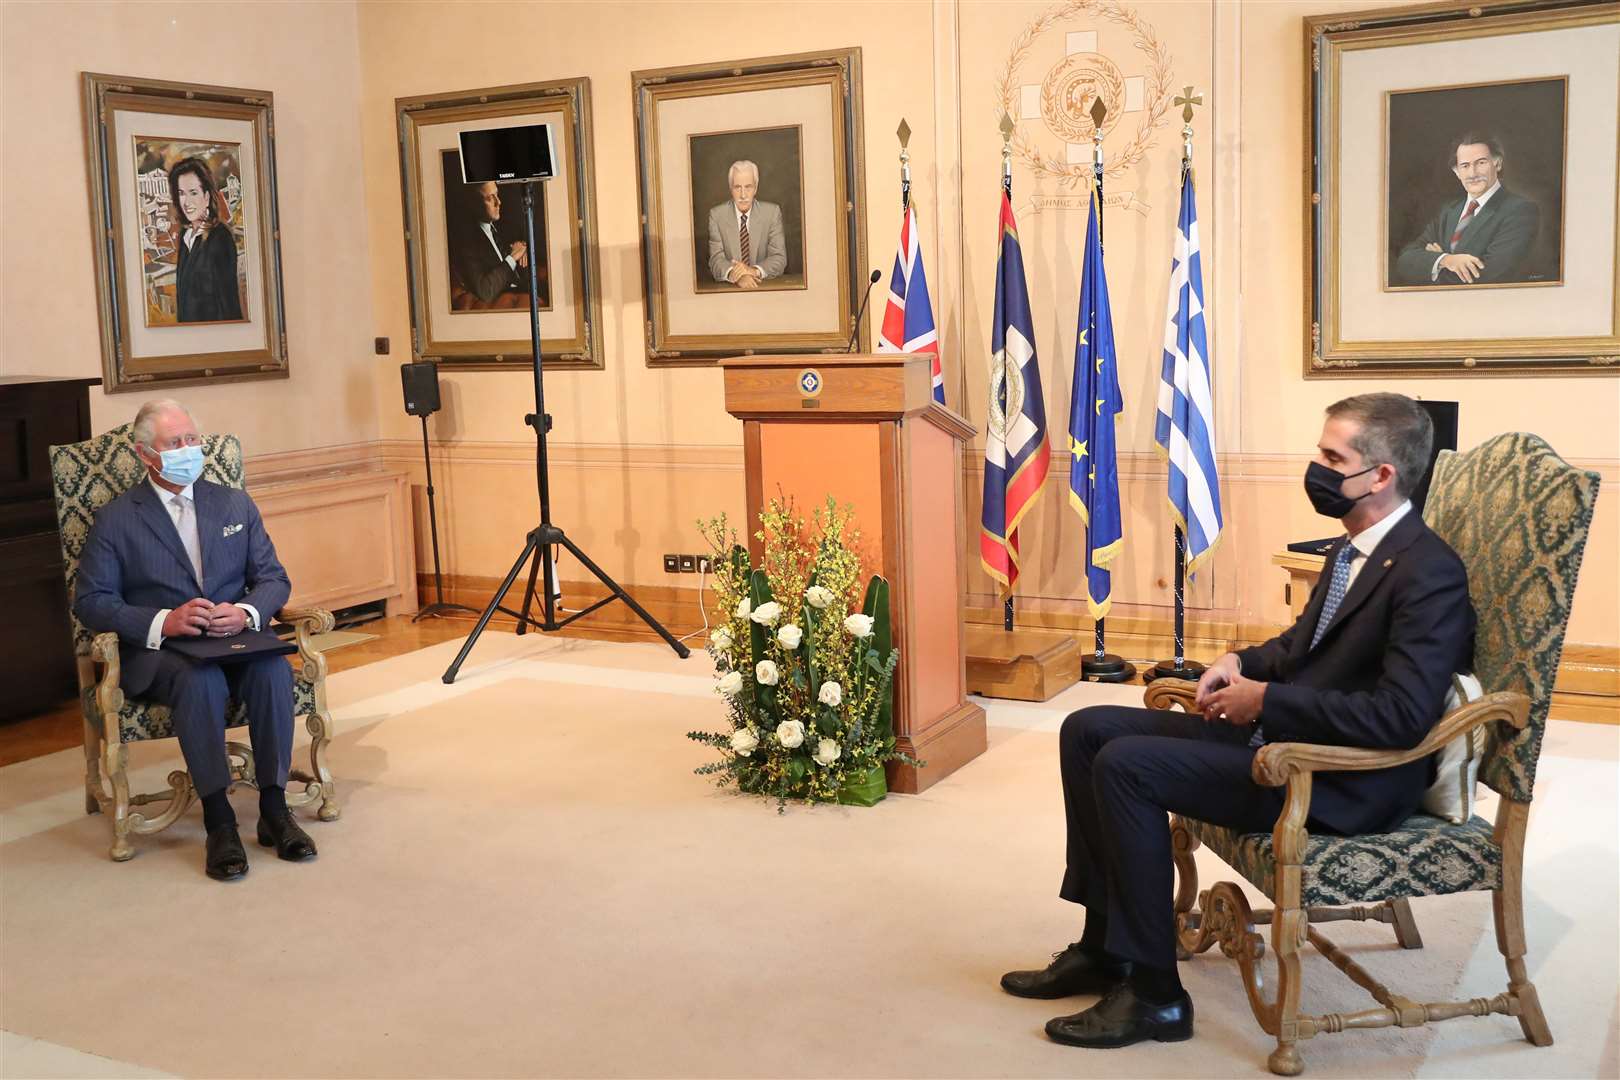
[49, 423, 341, 862]
[1145, 433, 1599, 1075]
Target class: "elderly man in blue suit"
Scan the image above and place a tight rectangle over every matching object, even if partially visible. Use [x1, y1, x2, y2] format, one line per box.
[74, 399, 315, 881]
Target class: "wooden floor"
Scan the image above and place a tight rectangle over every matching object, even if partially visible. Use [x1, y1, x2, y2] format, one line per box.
[0, 612, 598, 768]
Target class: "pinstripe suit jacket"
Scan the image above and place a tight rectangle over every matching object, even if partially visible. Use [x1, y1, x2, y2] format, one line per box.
[73, 478, 291, 697]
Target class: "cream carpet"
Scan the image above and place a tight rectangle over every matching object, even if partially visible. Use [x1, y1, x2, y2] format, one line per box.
[1, 633, 1614, 1079]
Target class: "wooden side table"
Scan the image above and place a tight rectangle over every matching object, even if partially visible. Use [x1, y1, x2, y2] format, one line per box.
[1271, 550, 1326, 619]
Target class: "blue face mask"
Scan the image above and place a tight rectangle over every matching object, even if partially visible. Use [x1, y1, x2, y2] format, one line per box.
[154, 444, 205, 487]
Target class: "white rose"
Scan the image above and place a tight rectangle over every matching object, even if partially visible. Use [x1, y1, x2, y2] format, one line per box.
[716, 671, 744, 697]
[813, 738, 842, 766]
[776, 720, 806, 748]
[734, 596, 752, 619]
[750, 600, 782, 625]
[843, 613, 874, 639]
[729, 727, 759, 756]
[755, 660, 779, 686]
[818, 681, 842, 707]
[776, 624, 802, 649]
[710, 627, 732, 652]
[805, 585, 835, 610]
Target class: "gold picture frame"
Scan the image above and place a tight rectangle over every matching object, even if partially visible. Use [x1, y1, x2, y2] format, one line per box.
[82, 73, 289, 393]
[1306, 0, 1620, 376]
[395, 78, 602, 371]
[633, 49, 868, 366]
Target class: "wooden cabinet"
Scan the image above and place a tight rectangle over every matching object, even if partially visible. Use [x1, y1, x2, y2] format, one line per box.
[0, 376, 99, 719]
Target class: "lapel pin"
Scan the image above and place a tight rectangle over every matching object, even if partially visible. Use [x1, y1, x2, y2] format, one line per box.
[1383, 558, 1393, 568]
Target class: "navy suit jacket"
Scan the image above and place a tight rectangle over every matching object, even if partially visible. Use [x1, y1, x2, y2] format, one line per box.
[1236, 510, 1476, 835]
[73, 478, 291, 698]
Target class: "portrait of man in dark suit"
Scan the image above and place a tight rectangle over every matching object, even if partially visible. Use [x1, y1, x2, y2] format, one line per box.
[1000, 393, 1475, 1052]
[1386, 79, 1566, 289]
[441, 149, 549, 311]
[73, 399, 319, 882]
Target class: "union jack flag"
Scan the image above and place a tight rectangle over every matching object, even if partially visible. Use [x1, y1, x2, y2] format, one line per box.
[876, 203, 943, 403]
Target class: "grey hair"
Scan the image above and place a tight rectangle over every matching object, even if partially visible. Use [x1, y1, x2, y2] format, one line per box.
[1325, 393, 1434, 499]
[132, 399, 194, 448]
[727, 160, 759, 187]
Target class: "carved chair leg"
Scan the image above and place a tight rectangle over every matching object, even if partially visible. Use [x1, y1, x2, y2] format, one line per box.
[105, 745, 135, 862]
[309, 709, 341, 821]
[82, 711, 104, 816]
[1171, 818, 1202, 960]
[1494, 799, 1553, 1047]
[1266, 777, 1312, 1077]
[1387, 897, 1423, 950]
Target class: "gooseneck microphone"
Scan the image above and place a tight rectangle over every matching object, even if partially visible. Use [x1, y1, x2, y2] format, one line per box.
[847, 269, 883, 351]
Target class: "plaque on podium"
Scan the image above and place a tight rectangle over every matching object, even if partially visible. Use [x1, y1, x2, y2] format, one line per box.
[720, 353, 987, 793]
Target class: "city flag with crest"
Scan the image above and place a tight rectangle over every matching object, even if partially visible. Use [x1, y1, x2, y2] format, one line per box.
[980, 192, 1050, 596]
[1067, 186, 1125, 619]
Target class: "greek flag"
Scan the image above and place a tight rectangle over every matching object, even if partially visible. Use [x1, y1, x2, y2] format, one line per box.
[1067, 189, 1125, 619]
[1153, 168, 1223, 574]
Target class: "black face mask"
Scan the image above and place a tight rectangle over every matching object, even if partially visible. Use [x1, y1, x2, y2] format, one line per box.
[1304, 461, 1377, 518]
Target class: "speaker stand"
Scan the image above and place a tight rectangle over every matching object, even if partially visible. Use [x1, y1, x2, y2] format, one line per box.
[411, 412, 479, 622]
[442, 180, 688, 682]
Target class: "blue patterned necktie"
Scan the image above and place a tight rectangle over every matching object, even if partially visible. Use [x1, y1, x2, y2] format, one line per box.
[1251, 541, 1357, 748]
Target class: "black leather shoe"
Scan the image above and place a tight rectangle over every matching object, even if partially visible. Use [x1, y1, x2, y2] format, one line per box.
[205, 824, 248, 881]
[1000, 943, 1132, 999]
[256, 811, 317, 861]
[1045, 982, 1194, 1048]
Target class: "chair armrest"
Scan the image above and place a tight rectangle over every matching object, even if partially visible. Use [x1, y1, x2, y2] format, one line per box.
[1142, 678, 1199, 712]
[1250, 690, 1531, 787]
[89, 632, 126, 749]
[277, 606, 334, 686]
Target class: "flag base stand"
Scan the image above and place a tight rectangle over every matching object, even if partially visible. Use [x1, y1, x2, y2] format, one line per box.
[1082, 653, 1136, 684]
[965, 625, 1083, 702]
[1143, 659, 1206, 684]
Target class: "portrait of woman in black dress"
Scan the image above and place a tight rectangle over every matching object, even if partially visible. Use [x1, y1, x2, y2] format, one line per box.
[168, 156, 244, 323]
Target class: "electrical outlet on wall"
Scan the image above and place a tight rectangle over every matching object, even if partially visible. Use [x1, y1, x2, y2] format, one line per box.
[678, 554, 697, 573]
[696, 555, 712, 575]
[663, 554, 680, 573]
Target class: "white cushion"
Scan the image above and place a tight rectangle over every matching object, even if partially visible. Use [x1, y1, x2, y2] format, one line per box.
[1421, 672, 1486, 824]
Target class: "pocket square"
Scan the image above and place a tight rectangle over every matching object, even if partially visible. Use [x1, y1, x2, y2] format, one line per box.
[223, 523, 245, 537]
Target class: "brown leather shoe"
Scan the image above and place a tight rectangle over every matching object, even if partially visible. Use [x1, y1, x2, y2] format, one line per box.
[256, 811, 317, 861]
[1000, 942, 1132, 999]
[205, 823, 249, 881]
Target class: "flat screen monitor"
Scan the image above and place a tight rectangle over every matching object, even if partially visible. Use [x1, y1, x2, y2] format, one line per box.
[458, 124, 557, 185]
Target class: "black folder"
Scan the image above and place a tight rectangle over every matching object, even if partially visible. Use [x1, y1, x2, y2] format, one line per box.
[164, 628, 297, 664]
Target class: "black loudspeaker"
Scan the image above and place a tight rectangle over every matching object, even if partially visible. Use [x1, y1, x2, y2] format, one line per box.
[458, 124, 557, 185]
[1413, 399, 1458, 514]
[401, 362, 440, 417]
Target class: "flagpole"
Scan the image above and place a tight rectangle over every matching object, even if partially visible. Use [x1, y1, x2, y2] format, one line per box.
[898, 118, 911, 214]
[1001, 115, 1016, 634]
[1080, 98, 1133, 685]
[1147, 89, 1209, 685]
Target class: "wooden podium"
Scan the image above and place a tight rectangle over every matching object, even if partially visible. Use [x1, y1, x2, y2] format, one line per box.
[720, 353, 987, 793]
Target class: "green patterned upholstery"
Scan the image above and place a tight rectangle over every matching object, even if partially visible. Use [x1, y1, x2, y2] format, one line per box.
[1423, 433, 1600, 802]
[50, 423, 259, 744]
[1185, 814, 1501, 906]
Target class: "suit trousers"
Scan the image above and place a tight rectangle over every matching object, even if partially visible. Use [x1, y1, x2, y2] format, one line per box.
[1059, 705, 1308, 969]
[141, 652, 294, 799]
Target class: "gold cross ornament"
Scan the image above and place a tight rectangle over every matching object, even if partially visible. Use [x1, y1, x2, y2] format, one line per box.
[1175, 86, 1203, 124]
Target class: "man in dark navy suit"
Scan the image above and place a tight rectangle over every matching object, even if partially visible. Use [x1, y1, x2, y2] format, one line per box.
[74, 399, 316, 881]
[1394, 132, 1540, 286]
[1000, 393, 1475, 1049]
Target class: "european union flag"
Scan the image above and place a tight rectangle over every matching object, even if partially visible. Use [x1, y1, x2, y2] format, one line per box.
[1067, 189, 1125, 619]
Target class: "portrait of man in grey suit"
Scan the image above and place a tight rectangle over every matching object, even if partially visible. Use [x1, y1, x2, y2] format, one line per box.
[706, 159, 788, 289]
[73, 399, 318, 882]
[1393, 132, 1541, 287]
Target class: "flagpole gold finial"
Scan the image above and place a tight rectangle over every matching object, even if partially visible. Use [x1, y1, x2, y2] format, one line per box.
[896, 117, 912, 190]
[1000, 112, 1014, 183]
[1089, 99, 1107, 168]
[1174, 86, 1204, 167]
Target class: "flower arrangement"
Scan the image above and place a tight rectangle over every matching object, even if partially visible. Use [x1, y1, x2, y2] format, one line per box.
[687, 497, 912, 810]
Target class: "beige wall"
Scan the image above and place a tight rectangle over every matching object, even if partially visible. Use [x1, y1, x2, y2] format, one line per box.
[0, 0, 379, 458]
[5, 0, 1614, 653]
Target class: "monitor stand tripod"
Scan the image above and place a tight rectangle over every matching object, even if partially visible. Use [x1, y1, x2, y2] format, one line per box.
[442, 180, 689, 683]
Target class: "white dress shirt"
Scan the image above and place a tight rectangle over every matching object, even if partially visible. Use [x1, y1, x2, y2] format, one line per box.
[1340, 498, 1413, 593]
[143, 477, 259, 649]
[1430, 181, 1501, 280]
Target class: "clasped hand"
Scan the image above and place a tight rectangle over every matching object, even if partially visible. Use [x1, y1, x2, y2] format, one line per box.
[728, 260, 761, 289]
[164, 598, 247, 639]
[1193, 653, 1266, 726]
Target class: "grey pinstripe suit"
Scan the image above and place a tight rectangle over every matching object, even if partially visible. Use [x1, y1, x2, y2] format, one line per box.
[74, 477, 295, 797]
